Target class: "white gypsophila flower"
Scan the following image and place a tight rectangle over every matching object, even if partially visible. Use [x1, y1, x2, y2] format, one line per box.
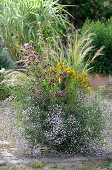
[24, 43, 29, 48]
[0, 68, 5, 73]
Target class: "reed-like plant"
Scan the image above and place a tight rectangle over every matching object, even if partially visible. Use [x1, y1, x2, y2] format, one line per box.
[0, 0, 68, 60]
[40, 29, 104, 75]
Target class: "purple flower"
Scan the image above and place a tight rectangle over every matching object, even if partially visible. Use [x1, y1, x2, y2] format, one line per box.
[38, 55, 41, 59]
[35, 74, 37, 77]
[62, 71, 68, 77]
[34, 52, 39, 55]
[28, 86, 36, 94]
[43, 64, 47, 69]
[37, 95, 43, 101]
[64, 50, 66, 57]
[27, 61, 31, 66]
[1, 43, 6, 47]
[40, 57, 46, 61]
[24, 43, 29, 48]
[28, 55, 36, 61]
[39, 74, 42, 78]
[77, 28, 81, 32]
[50, 78, 56, 84]
[58, 73, 64, 79]
[29, 46, 33, 49]
[38, 90, 43, 95]
[46, 93, 51, 99]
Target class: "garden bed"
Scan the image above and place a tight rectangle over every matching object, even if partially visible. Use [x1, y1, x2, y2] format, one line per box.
[0, 84, 112, 169]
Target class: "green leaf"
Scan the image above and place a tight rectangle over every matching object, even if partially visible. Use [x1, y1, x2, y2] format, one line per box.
[109, 161, 112, 170]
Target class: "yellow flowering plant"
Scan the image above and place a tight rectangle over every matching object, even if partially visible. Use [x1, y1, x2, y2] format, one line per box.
[50, 62, 92, 94]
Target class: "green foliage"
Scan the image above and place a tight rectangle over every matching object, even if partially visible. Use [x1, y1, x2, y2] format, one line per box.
[109, 161, 112, 170]
[39, 29, 103, 75]
[81, 19, 112, 75]
[0, 0, 68, 60]
[0, 82, 11, 99]
[59, 0, 112, 26]
[0, 49, 15, 69]
[12, 48, 104, 154]
[28, 162, 46, 168]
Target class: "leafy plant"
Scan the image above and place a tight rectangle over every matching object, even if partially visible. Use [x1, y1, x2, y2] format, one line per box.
[0, 49, 15, 69]
[0, 40, 15, 69]
[59, 0, 112, 26]
[0, 82, 11, 99]
[28, 162, 46, 168]
[19, 46, 92, 108]
[81, 19, 112, 75]
[0, 0, 68, 60]
[109, 161, 112, 170]
[12, 48, 104, 155]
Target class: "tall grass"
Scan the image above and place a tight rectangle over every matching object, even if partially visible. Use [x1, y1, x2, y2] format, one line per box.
[0, 0, 68, 60]
[40, 29, 104, 75]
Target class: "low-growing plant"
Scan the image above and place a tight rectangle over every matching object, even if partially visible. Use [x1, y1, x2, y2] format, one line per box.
[0, 40, 15, 69]
[0, 82, 11, 99]
[28, 161, 46, 168]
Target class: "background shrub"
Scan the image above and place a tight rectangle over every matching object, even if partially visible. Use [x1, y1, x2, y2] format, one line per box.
[59, 0, 112, 27]
[0, 49, 15, 69]
[0, 40, 15, 69]
[81, 19, 112, 75]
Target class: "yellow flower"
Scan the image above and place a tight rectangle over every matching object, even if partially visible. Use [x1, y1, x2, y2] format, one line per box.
[57, 62, 66, 67]
[84, 83, 88, 88]
[70, 70, 76, 78]
[81, 72, 87, 77]
[50, 67, 57, 72]
[57, 63, 66, 71]
[58, 66, 62, 71]
[87, 88, 92, 94]
[77, 75, 83, 81]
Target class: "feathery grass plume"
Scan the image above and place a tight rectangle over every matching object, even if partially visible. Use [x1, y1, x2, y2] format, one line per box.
[40, 28, 104, 75]
[0, 0, 69, 60]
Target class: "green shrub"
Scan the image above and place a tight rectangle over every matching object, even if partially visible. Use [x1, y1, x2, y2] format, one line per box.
[0, 49, 15, 69]
[0, 82, 11, 99]
[81, 19, 112, 75]
[59, 0, 112, 26]
[12, 48, 104, 155]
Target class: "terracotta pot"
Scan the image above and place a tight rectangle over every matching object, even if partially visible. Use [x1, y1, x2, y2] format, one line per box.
[89, 74, 109, 89]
